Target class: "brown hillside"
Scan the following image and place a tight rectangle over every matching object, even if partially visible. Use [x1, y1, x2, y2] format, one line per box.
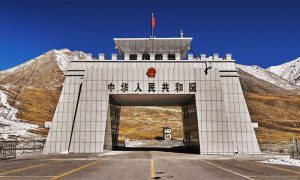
[0, 51, 65, 89]
[0, 50, 65, 137]
[238, 69, 300, 151]
[245, 93, 300, 151]
[119, 106, 183, 140]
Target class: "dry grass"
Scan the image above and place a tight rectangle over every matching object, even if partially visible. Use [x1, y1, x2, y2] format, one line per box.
[0, 86, 60, 136]
[119, 106, 183, 140]
[245, 93, 300, 150]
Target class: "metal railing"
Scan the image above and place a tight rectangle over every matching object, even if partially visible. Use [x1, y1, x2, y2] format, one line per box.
[0, 141, 16, 159]
[0, 140, 46, 160]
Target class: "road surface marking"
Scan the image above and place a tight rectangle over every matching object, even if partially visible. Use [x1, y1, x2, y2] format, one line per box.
[50, 160, 101, 180]
[248, 161, 300, 175]
[0, 160, 65, 175]
[251, 175, 300, 178]
[0, 176, 55, 178]
[0, 163, 49, 175]
[200, 160, 254, 180]
[150, 159, 155, 179]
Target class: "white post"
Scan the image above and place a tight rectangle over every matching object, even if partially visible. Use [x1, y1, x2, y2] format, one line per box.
[137, 53, 142, 60]
[200, 54, 206, 61]
[188, 54, 194, 60]
[124, 53, 129, 60]
[213, 53, 219, 60]
[111, 53, 117, 60]
[175, 53, 180, 60]
[150, 53, 155, 60]
[225, 53, 232, 60]
[163, 54, 168, 60]
[99, 53, 105, 60]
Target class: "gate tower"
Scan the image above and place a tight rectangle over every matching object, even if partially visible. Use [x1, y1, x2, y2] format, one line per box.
[43, 37, 261, 155]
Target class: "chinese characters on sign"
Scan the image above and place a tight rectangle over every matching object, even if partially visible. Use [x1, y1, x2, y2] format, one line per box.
[175, 83, 183, 92]
[108, 82, 115, 92]
[107, 82, 196, 93]
[149, 83, 155, 92]
[135, 83, 142, 92]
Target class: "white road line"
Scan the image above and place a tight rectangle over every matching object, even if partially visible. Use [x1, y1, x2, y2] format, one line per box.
[200, 160, 254, 180]
[250, 175, 300, 178]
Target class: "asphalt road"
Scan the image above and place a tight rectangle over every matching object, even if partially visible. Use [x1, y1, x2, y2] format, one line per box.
[0, 151, 300, 180]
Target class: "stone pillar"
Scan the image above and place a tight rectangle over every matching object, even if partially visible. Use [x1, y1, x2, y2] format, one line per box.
[87, 53, 92, 60]
[124, 53, 129, 60]
[99, 53, 105, 60]
[200, 54, 206, 61]
[225, 53, 232, 60]
[150, 53, 155, 60]
[137, 53, 142, 60]
[111, 53, 117, 60]
[163, 54, 168, 60]
[213, 53, 219, 60]
[175, 53, 180, 60]
[188, 54, 194, 60]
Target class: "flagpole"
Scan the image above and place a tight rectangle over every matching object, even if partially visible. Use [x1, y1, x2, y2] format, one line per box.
[152, 27, 153, 38]
[151, 13, 154, 38]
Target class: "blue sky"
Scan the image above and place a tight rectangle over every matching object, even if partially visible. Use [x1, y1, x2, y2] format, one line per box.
[0, 0, 299, 70]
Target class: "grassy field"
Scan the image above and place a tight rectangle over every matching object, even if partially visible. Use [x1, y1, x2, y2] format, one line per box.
[119, 106, 183, 140]
[245, 93, 300, 151]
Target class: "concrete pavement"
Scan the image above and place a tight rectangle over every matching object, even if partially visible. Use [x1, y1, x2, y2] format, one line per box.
[0, 151, 299, 180]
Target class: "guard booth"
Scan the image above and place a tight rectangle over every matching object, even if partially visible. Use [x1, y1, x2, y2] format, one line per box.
[162, 127, 172, 140]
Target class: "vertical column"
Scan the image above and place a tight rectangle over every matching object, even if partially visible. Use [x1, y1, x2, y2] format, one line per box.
[150, 53, 155, 60]
[175, 53, 180, 60]
[194, 68, 233, 155]
[69, 68, 109, 153]
[43, 75, 83, 154]
[103, 103, 112, 150]
[221, 73, 260, 154]
[182, 101, 200, 152]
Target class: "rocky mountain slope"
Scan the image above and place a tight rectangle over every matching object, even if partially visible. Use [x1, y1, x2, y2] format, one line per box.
[1, 50, 300, 152]
[268, 57, 300, 86]
[236, 64, 299, 90]
[0, 49, 89, 140]
[0, 49, 88, 88]
[237, 69, 294, 95]
[0, 91, 38, 139]
[237, 69, 300, 151]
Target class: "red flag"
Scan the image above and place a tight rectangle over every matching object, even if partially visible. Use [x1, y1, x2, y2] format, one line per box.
[151, 14, 155, 29]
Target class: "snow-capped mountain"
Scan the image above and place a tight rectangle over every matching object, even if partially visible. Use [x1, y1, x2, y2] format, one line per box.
[267, 57, 300, 86]
[1, 49, 87, 74]
[53, 49, 90, 72]
[236, 64, 298, 90]
[0, 49, 90, 140]
[0, 49, 90, 89]
[0, 90, 38, 140]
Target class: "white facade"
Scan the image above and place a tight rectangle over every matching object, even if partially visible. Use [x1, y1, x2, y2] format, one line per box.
[43, 37, 260, 155]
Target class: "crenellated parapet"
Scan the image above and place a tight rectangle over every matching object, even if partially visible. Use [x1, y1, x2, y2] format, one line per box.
[79, 52, 235, 61]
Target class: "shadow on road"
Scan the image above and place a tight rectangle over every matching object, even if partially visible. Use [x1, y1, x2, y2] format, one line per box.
[114, 146, 200, 154]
